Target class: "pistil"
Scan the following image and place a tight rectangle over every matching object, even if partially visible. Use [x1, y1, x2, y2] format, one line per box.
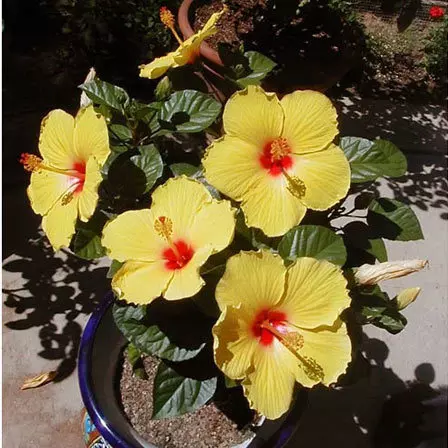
[154, 216, 181, 259]
[20, 153, 86, 181]
[160, 6, 183, 45]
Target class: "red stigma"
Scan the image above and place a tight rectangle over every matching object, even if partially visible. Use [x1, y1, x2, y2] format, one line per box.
[259, 140, 293, 177]
[252, 309, 287, 346]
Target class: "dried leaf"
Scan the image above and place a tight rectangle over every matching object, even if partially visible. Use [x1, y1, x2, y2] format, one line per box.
[21, 371, 57, 390]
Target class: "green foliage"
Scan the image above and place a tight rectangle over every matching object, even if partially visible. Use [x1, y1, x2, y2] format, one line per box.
[71, 211, 108, 260]
[340, 137, 407, 183]
[152, 362, 217, 419]
[368, 198, 424, 241]
[113, 304, 205, 362]
[278, 225, 347, 266]
[80, 79, 130, 114]
[126, 343, 148, 380]
[424, 17, 448, 80]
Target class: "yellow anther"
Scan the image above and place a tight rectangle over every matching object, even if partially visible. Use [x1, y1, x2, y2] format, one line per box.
[61, 191, 75, 205]
[20, 153, 43, 172]
[284, 172, 306, 199]
[154, 216, 173, 241]
[160, 7, 175, 28]
[270, 138, 290, 161]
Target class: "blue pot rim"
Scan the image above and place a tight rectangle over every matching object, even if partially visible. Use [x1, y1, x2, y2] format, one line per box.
[78, 291, 133, 448]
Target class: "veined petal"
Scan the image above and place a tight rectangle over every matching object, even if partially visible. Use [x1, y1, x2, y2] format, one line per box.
[281, 258, 350, 329]
[243, 342, 297, 419]
[216, 250, 286, 312]
[151, 177, 212, 241]
[139, 53, 177, 79]
[102, 209, 166, 262]
[213, 305, 258, 380]
[223, 86, 284, 148]
[203, 136, 265, 201]
[112, 260, 172, 305]
[241, 176, 307, 237]
[291, 144, 350, 211]
[74, 106, 110, 166]
[27, 169, 78, 216]
[189, 199, 236, 253]
[41, 195, 79, 250]
[297, 320, 352, 387]
[281, 90, 338, 154]
[164, 247, 212, 300]
[39, 110, 76, 168]
[78, 156, 102, 222]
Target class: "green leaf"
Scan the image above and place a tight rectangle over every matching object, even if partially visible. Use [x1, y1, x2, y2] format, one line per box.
[236, 51, 277, 87]
[113, 304, 205, 362]
[152, 362, 217, 419]
[107, 260, 124, 278]
[368, 198, 424, 241]
[340, 137, 407, 183]
[109, 124, 132, 142]
[159, 90, 221, 133]
[278, 225, 347, 266]
[72, 212, 108, 260]
[79, 79, 130, 114]
[130, 144, 163, 193]
[170, 163, 202, 178]
[343, 221, 388, 263]
[126, 343, 148, 380]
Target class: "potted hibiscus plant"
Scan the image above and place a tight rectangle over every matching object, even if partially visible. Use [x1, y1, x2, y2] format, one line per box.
[20, 5, 427, 448]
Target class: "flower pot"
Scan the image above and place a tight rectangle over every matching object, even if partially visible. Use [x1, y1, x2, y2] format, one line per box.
[78, 293, 308, 448]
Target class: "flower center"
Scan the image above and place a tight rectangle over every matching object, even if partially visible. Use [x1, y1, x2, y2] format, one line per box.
[259, 138, 293, 177]
[20, 153, 87, 204]
[160, 6, 183, 45]
[154, 216, 194, 270]
[252, 309, 287, 346]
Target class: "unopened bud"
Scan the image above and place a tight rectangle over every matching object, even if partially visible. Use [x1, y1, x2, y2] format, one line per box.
[354, 260, 428, 285]
[395, 287, 421, 310]
[80, 67, 96, 108]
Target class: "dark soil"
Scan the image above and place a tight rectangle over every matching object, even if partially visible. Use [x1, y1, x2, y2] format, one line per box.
[120, 355, 255, 448]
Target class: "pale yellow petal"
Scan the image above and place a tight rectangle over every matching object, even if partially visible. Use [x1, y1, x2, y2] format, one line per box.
[281, 90, 338, 154]
[291, 144, 350, 211]
[163, 247, 212, 300]
[27, 170, 78, 216]
[215, 250, 286, 312]
[74, 105, 110, 165]
[281, 258, 350, 329]
[102, 209, 166, 262]
[243, 342, 297, 419]
[151, 177, 212, 241]
[78, 156, 102, 222]
[41, 195, 79, 250]
[39, 109, 76, 168]
[189, 199, 236, 252]
[241, 175, 307, 237]
[139, 53, 177, 79]
[112, 260, 172, 305]
[213, 305, 258, 380]
[297, 320, 352, 387]
[223, 86, 284, 148]
[202, 136, 265, 201]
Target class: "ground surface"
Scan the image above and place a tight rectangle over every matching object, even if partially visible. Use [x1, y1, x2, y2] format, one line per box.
[2, 42, 447, 448]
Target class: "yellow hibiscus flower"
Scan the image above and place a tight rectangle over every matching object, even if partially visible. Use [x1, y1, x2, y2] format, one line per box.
[101, 176, 236, 304]
[213, 250, 352, 419]
[21, 106, 110, 250]
[202, 86, 351, 237]
[139, 6, 226, 79]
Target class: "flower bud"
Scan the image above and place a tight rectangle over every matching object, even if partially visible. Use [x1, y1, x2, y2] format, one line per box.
[354, 260, 428, 285]
[80, 67, 96, 108]
[395, 287, 421, 310]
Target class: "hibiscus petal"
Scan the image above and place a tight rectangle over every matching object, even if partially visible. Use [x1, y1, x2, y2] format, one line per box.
[216, 250, 286, 311]
[39, 110, 75, 168]
[189, 199, 236, 253]
[296, 320, 352, 387]
[281, 258, 350, 329]
[74, 105, 110, 166]
[213, 305, 258, 380]
[203, 136, 265, 201]
[223, 86, 283, 148]
[151, 177, 212, 240]
[281, 90, 338, 154]
[291, 144, 350, 211]
[78, 156, 102, 222]
[112, 260, 172, 305]
[164, 247, 212, 300]
[102, 209, 166, 262]
[243, 342, 297, 419]
[41, 195, 79, 250]
[139, 53, 177, 79]
[241, 175, 307, 237]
